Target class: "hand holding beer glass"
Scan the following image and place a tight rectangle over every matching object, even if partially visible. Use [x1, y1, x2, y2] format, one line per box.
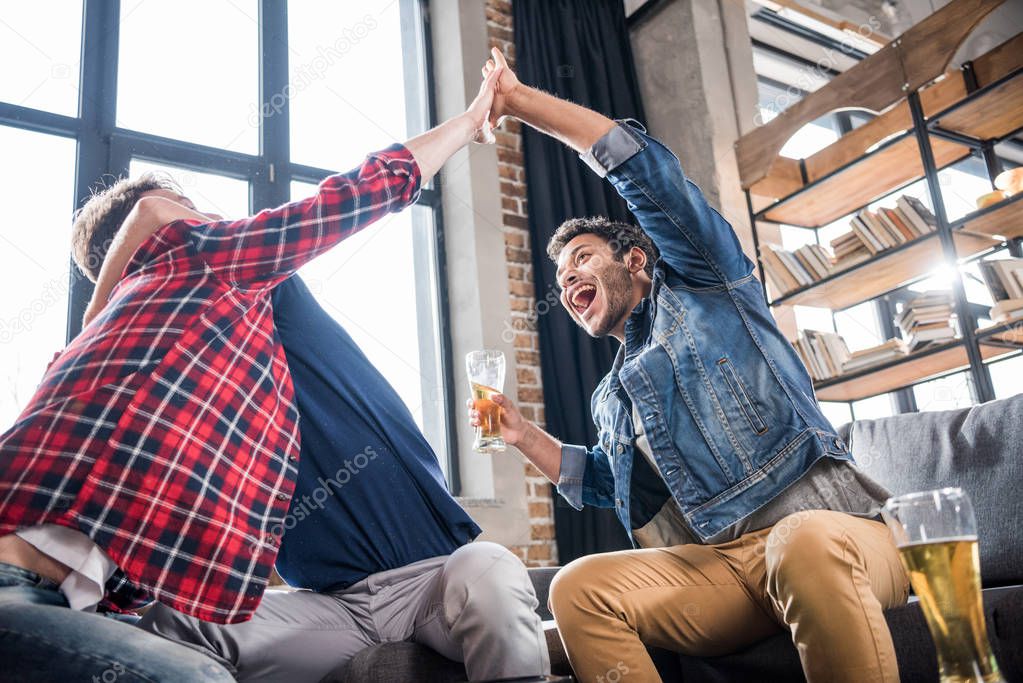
[882, 488, 1004, 683]
[466, 350, 506, 453]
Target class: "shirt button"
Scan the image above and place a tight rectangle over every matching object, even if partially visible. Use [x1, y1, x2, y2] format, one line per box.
[276, 493, 289, 501]
[833, 437, 844, 449]
[288, 453, 299, 462]
[265, 535, 278, 545]
[616, 445, 624, 455]
[616, 498, 624, 508]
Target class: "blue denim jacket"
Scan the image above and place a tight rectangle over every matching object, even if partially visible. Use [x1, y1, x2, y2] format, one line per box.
[557, 122, 851, 543]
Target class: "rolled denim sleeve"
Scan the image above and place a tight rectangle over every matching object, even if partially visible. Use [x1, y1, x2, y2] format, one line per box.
[581, 121, 755, 287]
[556, 444, 615, 511]
[579, 120, 647, 178]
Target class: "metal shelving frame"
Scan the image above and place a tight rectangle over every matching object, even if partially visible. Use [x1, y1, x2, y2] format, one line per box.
[745, 60, 1023, 410]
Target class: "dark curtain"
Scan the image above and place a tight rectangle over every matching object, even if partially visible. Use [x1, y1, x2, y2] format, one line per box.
[513, 0, 646, 563]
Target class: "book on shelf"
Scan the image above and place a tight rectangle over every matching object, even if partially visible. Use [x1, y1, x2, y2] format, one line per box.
[990, 298, 1023, 323]
[896, 291, 957, 352]
[880, 207, 917, 241]
[904, 325, 957, 352]
[978, 258, 1023, 301]
[794, 330, 850, 381]
[850, 215, 882, 254]
[827, 195, 937, 270]
[977, 257, 1023, 323]
[841, 338, 907, 373]
[860, 211, 898, 248]
[896, 196, 937, 235]
[761, 244, 834, 295]
[829, 231, 871, 269]
[777, 249, 814, 286]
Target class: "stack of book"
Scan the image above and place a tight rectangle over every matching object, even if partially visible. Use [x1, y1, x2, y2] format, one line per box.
[793, 330, 850, 381]
[841, 339, 907, 373]
[830, 231, 871, 269]
[761, 243, 834, 295]
[896, 291, 957, 352]
[978, 257, 1023, 323]
[828, 195, 938, 269]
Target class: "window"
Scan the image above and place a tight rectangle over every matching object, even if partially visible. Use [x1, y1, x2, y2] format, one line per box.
[0, 2, 457, 483]
[117, 0, 259, 153]
[290, 182, 449, 443]
[130, 160, 251, 220]
[0, 127, 76, 428]
[0, 2, 83, 116]
[287, 1, 409, 172]
[989, 355, 1023, 399]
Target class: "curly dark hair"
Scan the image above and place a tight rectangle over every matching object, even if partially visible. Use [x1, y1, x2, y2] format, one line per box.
[547, 216, 659, 277]
[71, 173, 181, 282]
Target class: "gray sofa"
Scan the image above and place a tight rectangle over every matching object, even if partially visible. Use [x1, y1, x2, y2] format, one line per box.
[331, 395, 1023, 682]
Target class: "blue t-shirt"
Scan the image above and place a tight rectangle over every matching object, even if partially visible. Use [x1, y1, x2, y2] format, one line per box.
[270, 276, 480, 591]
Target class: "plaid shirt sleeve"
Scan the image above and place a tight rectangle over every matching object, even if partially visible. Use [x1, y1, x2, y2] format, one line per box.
[180, 144, 421, 290]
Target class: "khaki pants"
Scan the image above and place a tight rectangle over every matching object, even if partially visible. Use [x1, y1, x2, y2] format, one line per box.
[550, 510, 910, 683]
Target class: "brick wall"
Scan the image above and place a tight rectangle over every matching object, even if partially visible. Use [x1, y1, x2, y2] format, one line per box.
[485, 0, 558, 568]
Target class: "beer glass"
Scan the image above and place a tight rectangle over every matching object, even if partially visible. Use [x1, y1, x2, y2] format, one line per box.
[466, 350, 506, 453]
[882, 488, 1004, 683]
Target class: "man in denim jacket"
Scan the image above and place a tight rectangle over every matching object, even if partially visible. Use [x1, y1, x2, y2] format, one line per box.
[470, 48, 908, 683]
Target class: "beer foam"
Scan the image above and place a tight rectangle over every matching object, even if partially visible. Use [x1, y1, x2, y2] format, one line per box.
[896, 535, 978, 548]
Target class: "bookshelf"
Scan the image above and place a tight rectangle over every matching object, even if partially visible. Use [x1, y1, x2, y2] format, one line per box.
[736, 0, 1023, 410]
[770, 231, 997, 310]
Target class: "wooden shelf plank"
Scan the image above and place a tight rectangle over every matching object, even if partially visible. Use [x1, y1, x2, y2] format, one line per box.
[953, 193, 1023, 240]
[815, 342, 1013, 402]
[761, 135, 970, 227]
[977, 319, 1023, 347]
[770, 231, 996, 310]
[932, 75, 1023, 141]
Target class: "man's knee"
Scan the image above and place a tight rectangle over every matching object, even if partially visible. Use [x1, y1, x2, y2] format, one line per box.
[548, 553, 608, 624]
[444, 542, 537, 619]
[764, 511, 851, 599]
[139, 602, 190, 637]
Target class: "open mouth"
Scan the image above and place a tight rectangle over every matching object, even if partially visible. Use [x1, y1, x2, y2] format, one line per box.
[569, 284, 597, 316]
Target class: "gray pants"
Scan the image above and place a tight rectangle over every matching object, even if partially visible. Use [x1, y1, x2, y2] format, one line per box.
[139, 542, 550, 682]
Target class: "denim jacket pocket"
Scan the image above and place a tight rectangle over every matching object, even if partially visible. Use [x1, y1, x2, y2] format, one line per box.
[716, 357, 769, 435]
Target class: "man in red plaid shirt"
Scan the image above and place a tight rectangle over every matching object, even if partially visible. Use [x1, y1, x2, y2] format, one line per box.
[0, 66, 505, 681]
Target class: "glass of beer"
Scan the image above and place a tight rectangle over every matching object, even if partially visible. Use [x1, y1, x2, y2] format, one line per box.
[882, 488, 1004, 683]
[466, 350, 506, 453]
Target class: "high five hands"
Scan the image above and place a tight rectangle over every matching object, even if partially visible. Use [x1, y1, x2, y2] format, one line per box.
[481, 47, 521, 133]
[466, 47, 522, 144]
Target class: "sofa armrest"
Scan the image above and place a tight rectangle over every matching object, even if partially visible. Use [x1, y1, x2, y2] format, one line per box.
[528, 567, 559, 621]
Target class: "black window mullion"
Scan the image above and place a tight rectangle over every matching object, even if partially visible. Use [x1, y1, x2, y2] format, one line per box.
[255, 0, 290, 212]
[401, 0, 460, 490]
[109, 131, 262, 181]
[68, 0, 121, 342]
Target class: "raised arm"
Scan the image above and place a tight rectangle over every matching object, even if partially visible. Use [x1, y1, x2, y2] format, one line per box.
[486, 48, 753, 286]
[181, 67, 504, 291]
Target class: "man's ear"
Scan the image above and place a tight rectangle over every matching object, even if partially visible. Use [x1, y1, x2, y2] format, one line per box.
[627, 246, 647, 274]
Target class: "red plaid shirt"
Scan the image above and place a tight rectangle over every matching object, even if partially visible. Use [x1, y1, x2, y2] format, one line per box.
[0, 145, 420, 623]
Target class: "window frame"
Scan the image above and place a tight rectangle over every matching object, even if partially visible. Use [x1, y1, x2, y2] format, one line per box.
[0, 0, 461, 488]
